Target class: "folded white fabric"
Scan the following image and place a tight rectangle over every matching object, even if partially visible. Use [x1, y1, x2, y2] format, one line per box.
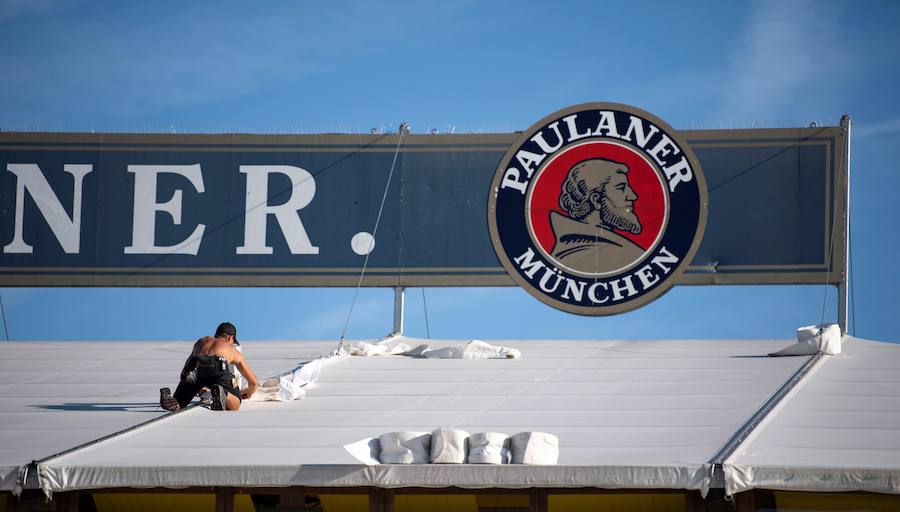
[249, 376, 307, 402]
[510, 431, 559, 465]
[430, 428, 469, 463]
[343, 341, 413, 357]
[419, 340, 522, 359]
[344, 336, 522, 359]
[248, 357, 327, 402]
[769, 323, 842, 357]
[468, 432, 510, 464]
[378, 431, 431, 464]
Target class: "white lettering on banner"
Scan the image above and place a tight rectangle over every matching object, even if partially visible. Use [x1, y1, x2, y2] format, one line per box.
[622, 115, 660, 148]
[663, 156, 693, 192]
[500, 112, 695, 197]
[512, 245, 681, 306]
[648, 134, 680, 167]
[3, 163, 92, 254]
[562, 114, 592, 141]
[124, 164, 206, 255]
[500, 167, 529, 194]
[512, 247, 545, 279]
[236, 165, 319, 255]
[529, 121, 565, 153]
[590, 111, 622, 139]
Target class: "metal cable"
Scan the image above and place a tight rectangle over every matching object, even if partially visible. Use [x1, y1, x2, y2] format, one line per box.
[113, 132, 394, 284]
[0, 293, 9, 341]
[338, 125, 407, 349]
[421, 288, 431, 339]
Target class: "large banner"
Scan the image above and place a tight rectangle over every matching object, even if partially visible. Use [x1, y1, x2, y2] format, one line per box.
[0, 108, 846, 294]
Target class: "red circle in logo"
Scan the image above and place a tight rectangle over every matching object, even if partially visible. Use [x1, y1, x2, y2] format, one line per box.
[527, 141, 668, 267]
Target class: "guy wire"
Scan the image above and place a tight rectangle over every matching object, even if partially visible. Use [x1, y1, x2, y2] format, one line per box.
[338, 124, 407, 350]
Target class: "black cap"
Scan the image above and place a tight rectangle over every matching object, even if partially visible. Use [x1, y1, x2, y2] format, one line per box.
[215, 322, 238, 343]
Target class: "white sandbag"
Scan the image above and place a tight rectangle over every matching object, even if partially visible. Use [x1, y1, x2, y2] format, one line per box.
[805, 323, 842, 355]
[510, 432, 559, 465]
[343, 437, 381, 465]
[430, 428, 469, 464]
[468, 432, 510, 464]
[769, 323, 842, 357]
[378, 431, 431, 464]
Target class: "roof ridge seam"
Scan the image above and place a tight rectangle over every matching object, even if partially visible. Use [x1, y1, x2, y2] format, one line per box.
[26, 402, 202, 497]
[708, 352, 831, 493]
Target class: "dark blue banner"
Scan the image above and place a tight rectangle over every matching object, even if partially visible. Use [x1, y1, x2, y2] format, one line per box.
[0, 128, 845, 287]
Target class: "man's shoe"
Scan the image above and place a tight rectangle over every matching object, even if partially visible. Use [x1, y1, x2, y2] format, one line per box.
[210, 385, 226, 411]
[159, 387, 180, 412]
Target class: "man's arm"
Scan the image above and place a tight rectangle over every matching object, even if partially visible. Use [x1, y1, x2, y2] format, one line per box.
[233, 349, 259, 400]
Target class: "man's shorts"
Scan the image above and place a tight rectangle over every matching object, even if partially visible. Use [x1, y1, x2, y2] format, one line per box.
[173, 355, 242, 408]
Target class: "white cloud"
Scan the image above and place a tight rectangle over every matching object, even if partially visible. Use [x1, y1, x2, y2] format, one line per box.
[0, 0, 78, 23]
[720, 0, 850, 123]
[0, 3, 469, 120]
[854, 117, 900, 140]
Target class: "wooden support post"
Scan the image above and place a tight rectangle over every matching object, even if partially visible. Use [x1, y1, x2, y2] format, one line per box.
[529, 489, 548, 512]
[685, 490, 706, 512]
[5, 493, 20, 512]
[56, 492, 79, 512]
[369, 488, 394, 512]
[735, 491, 755, 512]
[215, 488, 234, 512]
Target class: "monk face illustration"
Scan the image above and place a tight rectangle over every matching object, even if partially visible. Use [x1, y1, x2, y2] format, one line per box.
[598, 166, 641, 234]
[551, 159, 646, 275]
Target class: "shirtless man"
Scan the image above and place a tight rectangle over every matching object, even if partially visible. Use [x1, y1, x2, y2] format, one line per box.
[159, 322, 258, 411]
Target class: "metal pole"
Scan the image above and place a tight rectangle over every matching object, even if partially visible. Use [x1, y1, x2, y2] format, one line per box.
[392, 286, 405, 335]
[837, 115, 851, 333]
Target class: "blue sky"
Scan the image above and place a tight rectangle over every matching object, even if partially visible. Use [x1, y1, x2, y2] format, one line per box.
[1, 0, 899, 342]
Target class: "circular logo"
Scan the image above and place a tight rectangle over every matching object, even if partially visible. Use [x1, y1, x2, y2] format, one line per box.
[488, 103, 707, 316]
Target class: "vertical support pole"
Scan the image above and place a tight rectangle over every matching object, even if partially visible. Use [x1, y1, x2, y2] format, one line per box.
[837, 115, 851, 334]
[685, 491, 706, 512]
[215, 488, 234, 512]
[529, 489, 548, 512]
[56, 492, 79, 512]
[369, 488, 394, 512]
[393, 286, 405, 335]
[6, 493, 22, 512]
[734, 491, 755, 512]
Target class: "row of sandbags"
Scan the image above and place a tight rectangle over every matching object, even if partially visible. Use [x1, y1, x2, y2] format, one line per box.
[375, 429, 559, 465]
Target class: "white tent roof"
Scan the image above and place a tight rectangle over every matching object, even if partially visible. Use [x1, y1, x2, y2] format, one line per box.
[725, 336, 900, 495]
[3, 336, 898, 497]
[0, 339, 334, 492]
[5, 337, 807, 495]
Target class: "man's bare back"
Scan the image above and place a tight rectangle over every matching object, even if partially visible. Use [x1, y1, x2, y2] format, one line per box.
[192, 335, 239, 361]
[161, 322, 258, 412]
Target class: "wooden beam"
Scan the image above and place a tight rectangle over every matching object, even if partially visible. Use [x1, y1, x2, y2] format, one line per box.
[58, 492, 79, 512]
[735, 491, 754, 512]
[529, 489, 547, 512]
[5, 493, 22, 512]
[215, 488, 234, 512]
[685, 490, 706, 512]
[368, 488, 394, 512]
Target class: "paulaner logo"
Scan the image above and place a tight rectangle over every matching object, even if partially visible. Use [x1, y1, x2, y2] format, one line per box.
[488, 103, 707, 315]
